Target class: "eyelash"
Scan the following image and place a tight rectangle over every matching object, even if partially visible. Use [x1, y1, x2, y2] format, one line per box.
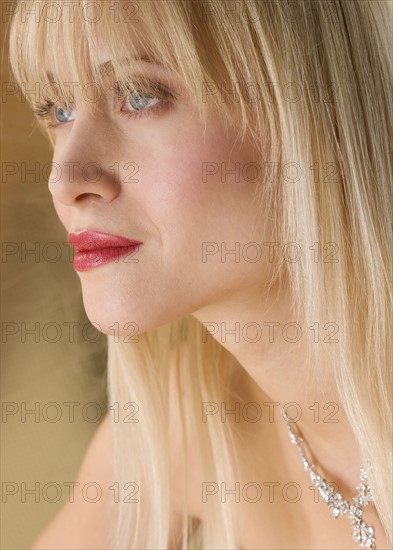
[33, 80, 176, 129]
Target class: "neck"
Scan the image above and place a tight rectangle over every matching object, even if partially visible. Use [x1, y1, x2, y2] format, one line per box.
[192, 280, 363, 498]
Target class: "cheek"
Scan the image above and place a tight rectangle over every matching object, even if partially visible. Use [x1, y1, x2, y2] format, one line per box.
[135, 127, 263, 239]
[131, 127, 271, 290]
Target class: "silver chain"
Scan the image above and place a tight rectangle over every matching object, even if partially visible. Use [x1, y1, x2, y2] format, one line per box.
[280, 407, 376, 549]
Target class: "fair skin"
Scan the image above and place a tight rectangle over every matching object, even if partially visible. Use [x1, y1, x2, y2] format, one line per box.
[32, 44, 389, 549]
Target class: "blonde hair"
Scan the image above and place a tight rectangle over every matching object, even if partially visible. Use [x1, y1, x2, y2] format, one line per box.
[9, 0, 392, 548]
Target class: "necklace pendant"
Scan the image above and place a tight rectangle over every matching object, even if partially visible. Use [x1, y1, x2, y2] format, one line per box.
[281, 409, 377, 550]
[351, 517, 376, 550]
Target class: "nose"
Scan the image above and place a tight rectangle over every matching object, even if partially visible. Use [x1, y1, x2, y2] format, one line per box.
[48, 118, 121, 206]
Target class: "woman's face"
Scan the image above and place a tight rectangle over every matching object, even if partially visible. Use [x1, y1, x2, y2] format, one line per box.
[49, 47, 275, 335]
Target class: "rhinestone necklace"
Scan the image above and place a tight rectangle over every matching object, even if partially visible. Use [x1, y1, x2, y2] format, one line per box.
[280, 407, 376, 550]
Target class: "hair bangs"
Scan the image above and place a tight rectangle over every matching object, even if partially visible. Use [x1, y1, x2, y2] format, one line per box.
[9, 0, 273, 146]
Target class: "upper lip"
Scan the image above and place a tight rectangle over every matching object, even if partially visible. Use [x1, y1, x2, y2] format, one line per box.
[68, 230, 143, 252]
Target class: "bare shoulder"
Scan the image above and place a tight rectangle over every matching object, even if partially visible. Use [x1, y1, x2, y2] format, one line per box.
[29, 368, 191, 549]
[30, 413, 114, 549]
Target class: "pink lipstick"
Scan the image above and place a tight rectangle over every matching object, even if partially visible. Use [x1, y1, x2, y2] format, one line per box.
[68, 230, 142, 272]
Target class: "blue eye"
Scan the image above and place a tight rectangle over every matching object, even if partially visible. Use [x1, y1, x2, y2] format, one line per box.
[32, 79, 176, 129]
[125, 92, 160, 112]
[54, 106, 76, 123]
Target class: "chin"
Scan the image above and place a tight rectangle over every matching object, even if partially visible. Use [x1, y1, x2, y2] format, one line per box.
[78, 276, 203, 338]
[81, 294, 177, 340]
[82, 305, 145, 340]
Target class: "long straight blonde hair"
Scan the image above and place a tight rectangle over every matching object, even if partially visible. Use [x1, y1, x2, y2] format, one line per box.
[9, 0, 392, 548]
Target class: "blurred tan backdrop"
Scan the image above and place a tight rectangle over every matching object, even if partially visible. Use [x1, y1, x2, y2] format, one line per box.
[1, 3, 108, 548]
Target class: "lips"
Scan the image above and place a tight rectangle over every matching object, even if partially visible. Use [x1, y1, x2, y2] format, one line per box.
[68, 230, 142, 272]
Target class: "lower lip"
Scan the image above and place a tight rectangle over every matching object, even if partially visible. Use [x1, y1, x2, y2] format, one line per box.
[73, 245, 141, 272]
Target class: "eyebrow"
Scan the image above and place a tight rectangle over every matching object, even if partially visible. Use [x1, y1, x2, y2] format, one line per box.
[97, 56, 165, 75]
[45, 56, 167, 81]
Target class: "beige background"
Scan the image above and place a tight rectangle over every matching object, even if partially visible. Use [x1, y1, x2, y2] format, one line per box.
[1, 4, 108, 548]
